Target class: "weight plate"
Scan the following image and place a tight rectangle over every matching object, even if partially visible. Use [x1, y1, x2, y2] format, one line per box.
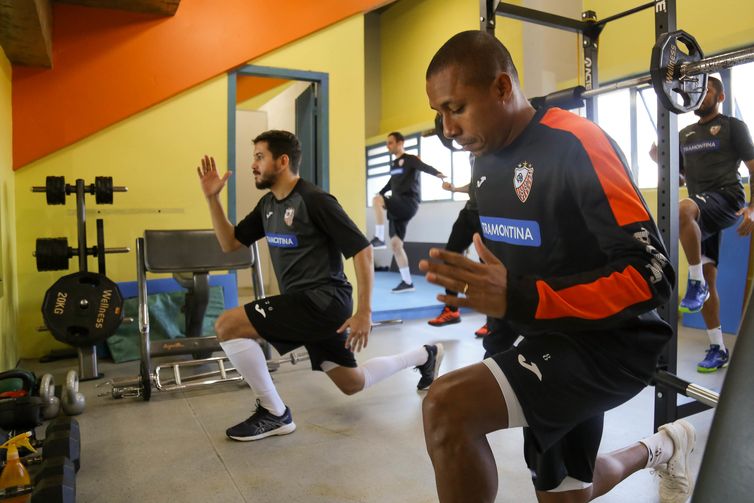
[45, 176, 66, 205]
[94, 176, 114, 205]
[650, 30, 707, 114]
[35, 238, 70, 272]
[42, 271, 124, 347]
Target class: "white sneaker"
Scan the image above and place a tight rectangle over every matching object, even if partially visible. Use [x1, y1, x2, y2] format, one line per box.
[656, 419, 696, 503]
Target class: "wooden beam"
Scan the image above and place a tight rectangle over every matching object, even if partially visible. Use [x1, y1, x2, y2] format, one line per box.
[0, 0, 53, 68]
[56, 0, 180, 16]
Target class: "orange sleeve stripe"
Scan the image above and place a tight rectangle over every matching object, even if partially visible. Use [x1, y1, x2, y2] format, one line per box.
[540, 109, 649, 226]
[534, 265, 652, 320]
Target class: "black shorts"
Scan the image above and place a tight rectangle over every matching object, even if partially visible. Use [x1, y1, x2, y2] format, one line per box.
[384, 195, 418, 240]
[489, 327, 668, 491]
[446, 207, 481, 254]
[244, 290, 357, 371]
[691, 188, 743, 266]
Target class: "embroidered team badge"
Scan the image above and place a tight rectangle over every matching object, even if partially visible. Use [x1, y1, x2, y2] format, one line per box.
[284, 207, 295, 226]
[710, 125, 721, 135]
[513, 161, 534, 203]
[398, 159, 405, 167]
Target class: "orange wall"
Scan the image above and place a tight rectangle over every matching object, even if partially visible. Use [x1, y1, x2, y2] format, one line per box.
[12, 0, 390, 169]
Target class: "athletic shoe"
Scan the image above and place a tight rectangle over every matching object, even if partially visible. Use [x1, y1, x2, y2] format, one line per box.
[655, 419, 696, 503]
[392, 280, 415, 293]
[369, 237, 386, 249]
[226, 400, 296, 441]
[416, 343, 444, 390]
[696, 344, 729, 373]
[679, 279, 709, 313]
[428, 306, 461, 326]
[475, 323, 491, 338]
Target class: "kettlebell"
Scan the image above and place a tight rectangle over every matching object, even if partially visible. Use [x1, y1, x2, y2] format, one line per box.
[38, 373, 61, 419]
[60, 370, 86, 416]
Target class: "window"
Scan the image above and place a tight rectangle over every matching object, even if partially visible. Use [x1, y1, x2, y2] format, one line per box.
[732, 61, 754, 182]
[365, 133, 472, 205]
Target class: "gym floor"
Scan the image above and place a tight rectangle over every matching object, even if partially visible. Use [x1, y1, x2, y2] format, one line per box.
[21, 314, 730, 503]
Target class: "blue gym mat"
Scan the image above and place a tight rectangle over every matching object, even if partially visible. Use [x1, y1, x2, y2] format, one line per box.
[682, 223, 751, 335]
[372, 271, 447, 322]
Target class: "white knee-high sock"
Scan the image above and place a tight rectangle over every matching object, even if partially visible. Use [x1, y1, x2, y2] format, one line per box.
[361, 346, 429, 390]
[220, 338, 286, 416]
[375, 224, 384, 241]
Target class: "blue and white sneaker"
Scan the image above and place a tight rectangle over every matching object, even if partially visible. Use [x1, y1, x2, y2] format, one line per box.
[679, 279, 709, 313]
[696, 344, 729, 373]
[226, 400, 296, 441]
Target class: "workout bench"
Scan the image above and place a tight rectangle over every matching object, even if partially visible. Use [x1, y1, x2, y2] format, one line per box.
[101, 229, 308, 400]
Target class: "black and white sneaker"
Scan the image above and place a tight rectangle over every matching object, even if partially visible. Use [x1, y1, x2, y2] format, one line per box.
[391, 280, 415, 293]
[370, 237, 387, 249]
[416, 343, 444, 390]
[226, 400, 296, 441]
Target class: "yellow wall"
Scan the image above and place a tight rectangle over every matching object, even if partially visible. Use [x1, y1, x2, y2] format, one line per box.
[0, 47, 18, 369]
[377, 0, 524, 140]
[15, 77, 228, 358]
[583, 0, 754, 83]
[14, 15, 369, 358]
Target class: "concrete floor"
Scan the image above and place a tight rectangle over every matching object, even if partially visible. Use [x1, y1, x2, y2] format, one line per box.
[21, 315, 732, 503]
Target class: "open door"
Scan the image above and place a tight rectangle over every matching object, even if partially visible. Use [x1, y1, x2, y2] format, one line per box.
[295, 83, 320, 186]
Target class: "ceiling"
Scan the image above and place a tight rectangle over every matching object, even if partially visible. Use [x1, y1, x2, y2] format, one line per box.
[0, 0, 180, 68]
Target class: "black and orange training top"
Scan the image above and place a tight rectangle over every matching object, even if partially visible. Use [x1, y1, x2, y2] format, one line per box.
[474, 107, 675, 336]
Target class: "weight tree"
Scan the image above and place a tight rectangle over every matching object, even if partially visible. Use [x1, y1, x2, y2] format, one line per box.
[33, 176, 129, 380]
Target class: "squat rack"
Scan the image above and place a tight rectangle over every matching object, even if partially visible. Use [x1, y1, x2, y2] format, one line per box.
[479, 0, 748, 429]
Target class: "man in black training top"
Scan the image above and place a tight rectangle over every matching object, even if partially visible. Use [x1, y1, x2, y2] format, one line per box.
[419, 31, 695, 503]
[370, 131, 446, 293]
[427, 154, 490, 337]
[652, 76, 754, 373]
[197, 130, 443, 442]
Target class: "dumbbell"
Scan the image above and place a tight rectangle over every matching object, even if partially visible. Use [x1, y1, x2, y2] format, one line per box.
[38, 374, 61, 420]
[60, 370, 85, 416]
[30, 456, 76, 503]
[31, 175, 127, 205]
[34, 236, 130, 272]
[43, 417, 80, 473]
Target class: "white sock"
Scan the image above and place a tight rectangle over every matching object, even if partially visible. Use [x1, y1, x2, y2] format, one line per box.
[688, 264, 704, 283]
[399, 267, 412, 284]
[361, 346, 429, 390]
[375, 225, 384, 241]
[220, 338, 286, 416]
[707, 326, 725, 351]
[639, 430, 674, 468]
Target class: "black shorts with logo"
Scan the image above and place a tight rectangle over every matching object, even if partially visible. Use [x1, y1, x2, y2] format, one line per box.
[488, 321, 670, 491]
[384, 195, 418, 241]
[243, 289, 357, 371]
[691, 187, 744, 265]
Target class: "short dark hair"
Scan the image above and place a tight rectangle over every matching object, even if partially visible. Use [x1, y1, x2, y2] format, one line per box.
[253, 130, 302, 174]
[426, 30, 519, 88]
[388, 131, 405, 143]
[707, 76, 723, 96]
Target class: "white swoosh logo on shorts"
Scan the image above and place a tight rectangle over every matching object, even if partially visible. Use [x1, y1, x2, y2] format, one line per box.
[254, 304, 266, 318]
[518, 354, 542, 381]
[477, 176, 487, 188]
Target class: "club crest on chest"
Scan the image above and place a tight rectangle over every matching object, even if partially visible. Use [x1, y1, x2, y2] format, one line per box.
[514, 161, 534, 203]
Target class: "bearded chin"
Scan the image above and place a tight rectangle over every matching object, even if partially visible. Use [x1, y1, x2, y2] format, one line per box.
[255, 179, 272, 189]
[694, 104, 714, 117]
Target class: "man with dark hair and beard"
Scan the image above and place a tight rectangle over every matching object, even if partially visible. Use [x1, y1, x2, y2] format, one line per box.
[197, 130, 443, 442]
[652, 76, 754, 372]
